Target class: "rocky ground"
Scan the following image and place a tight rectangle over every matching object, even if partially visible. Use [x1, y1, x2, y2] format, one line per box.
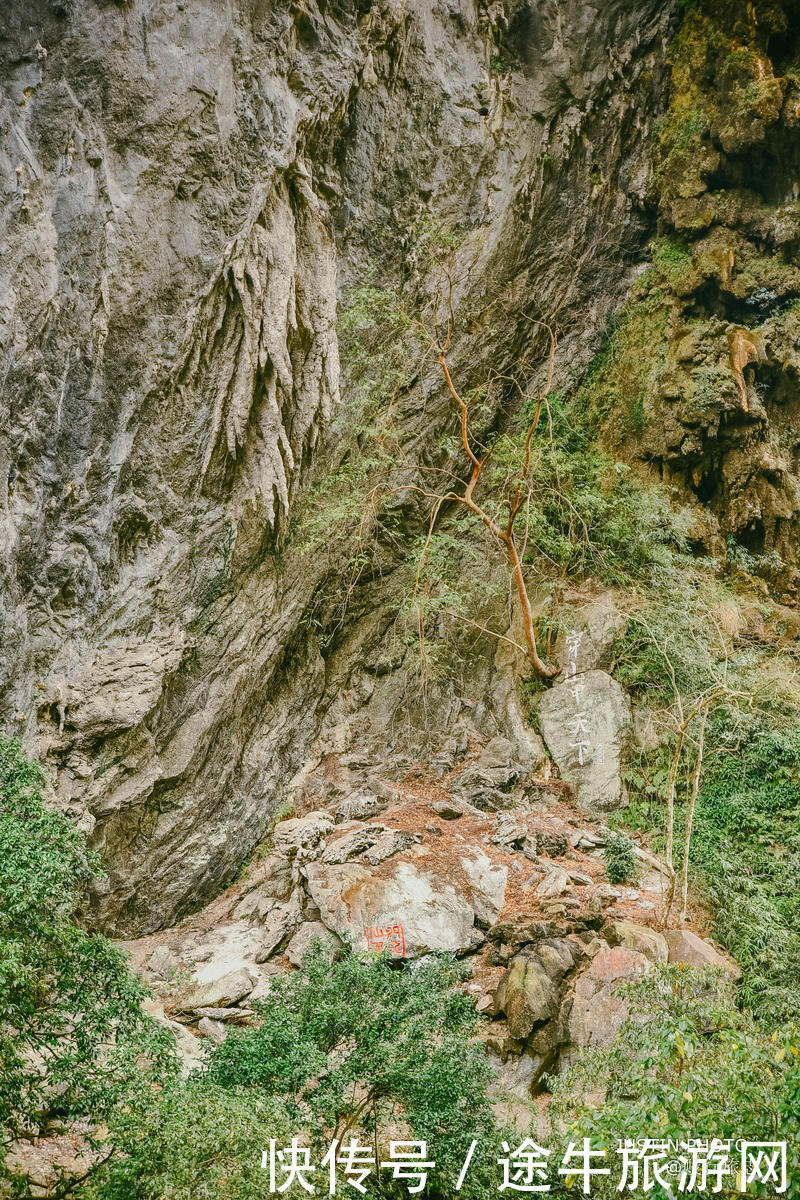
[120, 712, 739, 1121]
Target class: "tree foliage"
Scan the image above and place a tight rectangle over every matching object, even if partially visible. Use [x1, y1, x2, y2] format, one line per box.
[0, 736, 175, 1194]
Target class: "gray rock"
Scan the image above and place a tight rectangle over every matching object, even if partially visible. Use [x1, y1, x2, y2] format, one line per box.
[254, 903, 299, 962]
[604, 919, 668, 964]
[285, 921, 341, 967]
[146, 946, 181, 980]
[538, 670, 633, 811]
[0, 0, 675, 938]
[665, 929, 741, 979]
[322, 826, 383, 864]
[450, 737, 527, 811]
[567, 946, 651, 1050]
[460, 849, 508, 926]
[183, 967, 257, 1011]
[304, 857, 475, 956]
[194, 1006, 256, 1022]
[494, 957, 559, 1039]
[431, 798, 464, 820]
[335, 794, 385, 824]
[364, 829, 419, 865]
[272, 812, 334, 860]
[555, 600, 628, 676]
[197, 1017, 227, 1044]
[535, 868, 569, 900]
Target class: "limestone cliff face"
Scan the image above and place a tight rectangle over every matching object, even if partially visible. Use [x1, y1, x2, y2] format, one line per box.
[0, 0, 673, 934]
[586, 0, 800, 581]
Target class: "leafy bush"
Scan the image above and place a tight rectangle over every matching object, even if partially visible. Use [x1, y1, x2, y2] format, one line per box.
[200, 946, 501, 1197]
[84, 1084, 293, 1200]
[621, 715, 800, 1024]
[603, 832, 637, 884]
[689, 723, 800, 1022]
[514, 399, 692, 587]
[550, 966, 800, 1199]
[0, 736, 175, 1194]
[87, 947, 506, 1199]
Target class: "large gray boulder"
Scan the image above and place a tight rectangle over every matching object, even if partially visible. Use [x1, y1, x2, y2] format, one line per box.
[304, 855, 476, 956]
[538, 670, 632, 811]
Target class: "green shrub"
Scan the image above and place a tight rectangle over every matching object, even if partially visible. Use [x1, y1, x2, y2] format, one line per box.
[200, 946, 502, 1198]
[604, 832, 637, 884]
[84, 1084, 293, 1200]
[0, 736, 176, 1193]
[550, 966, 800, 1199]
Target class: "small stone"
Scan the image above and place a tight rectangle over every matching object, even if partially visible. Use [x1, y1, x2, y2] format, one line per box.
[535, 868, 569, 900]
[432, 798, 464, 820]
[197, 1017, 227, 1044]
[568, 870, 594, 887]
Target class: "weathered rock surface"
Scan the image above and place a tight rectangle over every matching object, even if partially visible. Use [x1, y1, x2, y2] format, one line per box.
[665, 929, 742, 979]
[538, 671, 633, 811]
[285, 921, 340, 967]
[494, 957, 560, 1040]
[567, 946, 650, 1050]
[304, 856, 476, 957]
[182, 967, 257, 1012]
[0, 0, 673, 935]
[604, 919, 669, 964]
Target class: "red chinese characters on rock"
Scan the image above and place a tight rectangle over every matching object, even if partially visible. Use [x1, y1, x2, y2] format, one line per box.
[364, 923, 406, 957]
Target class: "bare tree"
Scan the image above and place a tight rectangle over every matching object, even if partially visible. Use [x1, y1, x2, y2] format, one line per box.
[410, 276, 559, 678]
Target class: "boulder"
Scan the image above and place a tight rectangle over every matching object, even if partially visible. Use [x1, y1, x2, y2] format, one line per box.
[567, 946, 649, 1049]
[335, 794, 384, 824]
[528, 823, 568, 858]
[665, 929, 741, 979]
[146, 946, 181, 979]
[194, 1006, 255, 1022]
[322, 826, 383, 864]
[604, 919, 668, 964]
[432, 798, 465, 820]
[460, 849, 508, 926]
[255, 898, 303, 961]
[555, 601, 628, 676]
[272, 811, 334, 859]
[304, 856, 475, 955]
[183, 967, 257, 1011]
[285, 921, 341, 966]
[535, 937, 580, 982]
[197, 1017, 227, 1043]
[538, 670, 632, 811]
[535, 868, 569, 900]
[142, 997, 203, 1073]
[494, 956, 559, 1039]
[365, 829, 419, 865]
[252, 853, 294, 900]
[450, 737, 527, 811]
[486, 1050, 540, 1101]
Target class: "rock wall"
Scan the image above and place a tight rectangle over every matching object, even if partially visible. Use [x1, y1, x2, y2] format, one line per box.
[0, 0, 674, 934]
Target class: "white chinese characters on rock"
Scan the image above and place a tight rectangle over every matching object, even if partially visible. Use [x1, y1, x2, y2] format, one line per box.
[259, 1136, 789, 1194]
[564, 630, 605, 768]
